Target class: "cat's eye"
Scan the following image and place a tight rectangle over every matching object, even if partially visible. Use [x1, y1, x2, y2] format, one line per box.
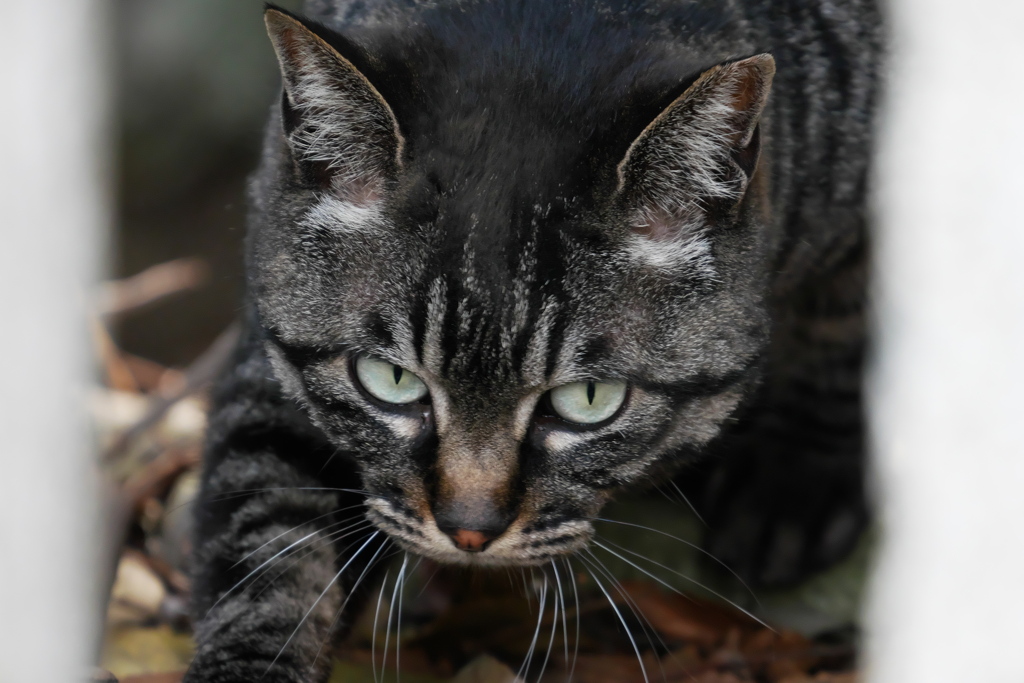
[548, 380, 627, 425]
[354, 355, 429, 405]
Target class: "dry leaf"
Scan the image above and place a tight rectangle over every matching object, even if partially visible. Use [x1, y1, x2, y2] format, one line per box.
[452, 655, 523, 683]
[108, 552, 167, 626]
[102, 625, 194, 679]
[121, 673, 185, 683]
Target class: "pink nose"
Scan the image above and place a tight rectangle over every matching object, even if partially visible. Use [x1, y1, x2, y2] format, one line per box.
[433, 498, 512, 553]
[447, 528, 494, 552]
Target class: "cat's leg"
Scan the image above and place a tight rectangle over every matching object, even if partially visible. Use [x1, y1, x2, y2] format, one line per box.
[185, 338, 384, 683]
[685, 240, 869, 587]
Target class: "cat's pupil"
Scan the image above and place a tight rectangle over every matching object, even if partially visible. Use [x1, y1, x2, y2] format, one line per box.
[393, 366, 403, 385]
[586, 381, 596, 405]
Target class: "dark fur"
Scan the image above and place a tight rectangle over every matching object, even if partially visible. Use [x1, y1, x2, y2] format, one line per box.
[186, 1, 881, 680]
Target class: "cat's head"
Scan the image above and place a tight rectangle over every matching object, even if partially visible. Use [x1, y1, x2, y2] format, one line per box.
[251, 8, 774, 566]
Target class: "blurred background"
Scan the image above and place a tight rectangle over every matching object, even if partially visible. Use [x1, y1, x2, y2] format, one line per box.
[113, 0, 297, 365]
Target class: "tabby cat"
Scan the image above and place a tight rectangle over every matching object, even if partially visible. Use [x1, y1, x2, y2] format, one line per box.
[186, 0, 882, 680]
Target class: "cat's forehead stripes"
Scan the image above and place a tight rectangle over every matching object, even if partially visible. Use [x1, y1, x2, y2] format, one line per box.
[406, 220, 566, 385]
[421, 275, 448, 372]
[413, 287, 591, 389]
[518, 296, 560, 384]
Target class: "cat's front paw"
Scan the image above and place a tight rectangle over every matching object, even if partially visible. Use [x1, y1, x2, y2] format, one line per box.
[691, 449, 869, 587]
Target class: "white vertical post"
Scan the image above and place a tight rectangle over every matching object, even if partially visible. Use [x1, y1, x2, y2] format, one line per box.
[0, 1, 109, 680]
[866, 1, 1024, 681]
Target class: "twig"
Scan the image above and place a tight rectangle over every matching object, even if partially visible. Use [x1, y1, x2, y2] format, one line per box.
[92, 317, 140, 392]
[127, 549, 192, 596]
[102, 322, 240, 462]
[98, 257, 209, 316]
[120, 446, 201, 515]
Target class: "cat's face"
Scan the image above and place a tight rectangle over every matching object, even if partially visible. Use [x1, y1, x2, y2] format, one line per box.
[250, 10, 774, 566]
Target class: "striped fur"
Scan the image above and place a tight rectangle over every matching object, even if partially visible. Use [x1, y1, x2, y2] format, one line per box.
[186, 1, 882, 680]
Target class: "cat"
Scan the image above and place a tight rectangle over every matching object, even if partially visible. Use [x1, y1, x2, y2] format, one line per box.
[185, 0, 882, 680]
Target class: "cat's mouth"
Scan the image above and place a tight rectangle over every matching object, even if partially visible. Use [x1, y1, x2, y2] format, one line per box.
[364, 498, 594, 566]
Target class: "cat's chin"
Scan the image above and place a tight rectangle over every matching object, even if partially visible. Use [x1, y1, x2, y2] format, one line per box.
[364, 499, 593, 567]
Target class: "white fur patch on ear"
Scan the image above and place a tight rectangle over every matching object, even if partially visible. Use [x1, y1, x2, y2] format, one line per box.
[626, 227, 715, 274]
[299, 195, 389, 237]
[626, 205, 716, 275]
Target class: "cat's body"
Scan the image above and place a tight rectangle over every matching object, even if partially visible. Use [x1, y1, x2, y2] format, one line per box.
[186, 0, 881, 680]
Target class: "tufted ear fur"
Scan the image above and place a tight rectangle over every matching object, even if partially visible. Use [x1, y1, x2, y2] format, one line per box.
[616, 54, 774, 241]
[265, 8, 404, 202]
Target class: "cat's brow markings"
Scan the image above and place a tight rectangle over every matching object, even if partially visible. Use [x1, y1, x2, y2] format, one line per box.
[519, 296, 559, 384]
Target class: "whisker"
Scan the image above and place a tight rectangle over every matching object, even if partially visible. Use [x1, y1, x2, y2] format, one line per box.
[653, 483, 677, 507]
[382, 554, 408, 683]
[242, 486, 376, 497]
[516, 573, 548, 683]
[166, 485, 382, 516]
[247, 519, 374, 592]
[592, 538, 771, 630]
[413, 562, 443, 602]
[316, 446, 351, 477]
[212, 526, 332, 612]
[584, 549, 669, 681]
[309, 536, 393, 674]
[249, 525, 375, 604]
[231, 505, 367, 570]
[397, 553, 416, 683]
[265, 531, 381, 676]
[372, 568, 390, 683]
[550, 559, 570, 675]
[591, 517, 756, 600]
[520, 567, 532, 608]
[164, 489, 254, 514]
[537, 569, 559, 683]
[668, 480, 707, 527]
[190, 486, 378, 507]
[404, 554, 425, 581]
[563, 557, 581, 683]
[578, 554, 649, 683]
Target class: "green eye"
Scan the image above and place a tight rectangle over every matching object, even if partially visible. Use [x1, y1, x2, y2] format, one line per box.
[549, 380, 627, 425]
[354, 355, 429, 405]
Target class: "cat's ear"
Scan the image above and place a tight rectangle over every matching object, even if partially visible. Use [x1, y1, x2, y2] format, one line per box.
[265, 8, 403, 200]
[616, 54, 774, 233]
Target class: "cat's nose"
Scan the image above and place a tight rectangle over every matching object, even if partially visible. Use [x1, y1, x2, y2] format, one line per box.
[447, 528, 494, 552]
[433, 500, 512, 552]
